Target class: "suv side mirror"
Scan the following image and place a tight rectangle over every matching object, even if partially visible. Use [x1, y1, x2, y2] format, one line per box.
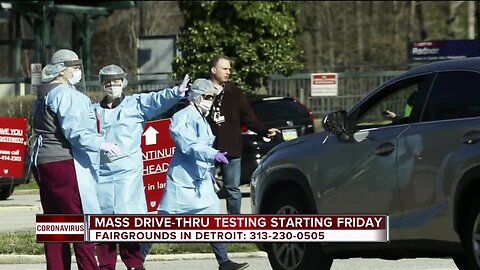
[322, 110, 347, 134]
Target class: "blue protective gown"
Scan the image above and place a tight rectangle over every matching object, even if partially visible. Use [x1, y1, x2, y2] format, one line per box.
[41, 85, 104, 214]
[159, 103, 220, 214]
[92, 88, 182, 214]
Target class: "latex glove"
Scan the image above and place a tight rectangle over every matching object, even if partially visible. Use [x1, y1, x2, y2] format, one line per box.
[214, 151, 229, 164]
[176, 74, 190, 96]
[100, 142, 121, 156]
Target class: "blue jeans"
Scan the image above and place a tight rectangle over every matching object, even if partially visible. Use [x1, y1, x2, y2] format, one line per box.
[140, 211, 230, 264]
[141, 242, 229, 264]
[220, 158, 242, 214]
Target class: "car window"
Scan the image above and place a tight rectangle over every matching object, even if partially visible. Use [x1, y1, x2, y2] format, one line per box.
[251, 99, 309, 122]
[421, 71, 480, 122]
[354, 76, 429, 129]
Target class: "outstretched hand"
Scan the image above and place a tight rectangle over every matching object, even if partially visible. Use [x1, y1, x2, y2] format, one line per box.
[267, 128, 281, 138]
[176, 74, 190, 96]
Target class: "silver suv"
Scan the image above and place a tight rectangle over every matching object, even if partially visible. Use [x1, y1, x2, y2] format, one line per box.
[251, 57, 480, 270]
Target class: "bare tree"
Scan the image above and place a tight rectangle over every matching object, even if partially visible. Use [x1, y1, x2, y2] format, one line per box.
[415, 2, 428, 40]
[356, 1, 364, 65]
[468, 0, 475, 39]
[447, 1, 464, 38]
[325, 1, 335, 69]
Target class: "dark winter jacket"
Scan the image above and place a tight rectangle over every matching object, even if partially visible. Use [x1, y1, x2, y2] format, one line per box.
[207, 82, 269, 158]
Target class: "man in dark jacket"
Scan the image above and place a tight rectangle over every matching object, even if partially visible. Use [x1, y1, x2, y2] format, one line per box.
[207, 55, 280, 214]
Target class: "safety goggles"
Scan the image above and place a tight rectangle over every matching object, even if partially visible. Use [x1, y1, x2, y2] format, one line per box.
[201, 93, 216, 101]
[102, 79, 123, 88]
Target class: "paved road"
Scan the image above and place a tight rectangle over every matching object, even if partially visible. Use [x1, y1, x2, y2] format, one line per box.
[0, 186, 253, 233]
[0, 257, 459, 270]
[0, 188, 462, 269]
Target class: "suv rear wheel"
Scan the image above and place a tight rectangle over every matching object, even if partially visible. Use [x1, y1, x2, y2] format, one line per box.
[459, 197, 480, 270]
[264, 188, 333, 270]
[0, 185, 15, 200]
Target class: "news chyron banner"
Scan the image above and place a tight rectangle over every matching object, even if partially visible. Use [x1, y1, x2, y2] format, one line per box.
[0, 117, 28, 178]
[141, 119, 175, 212]
[36, 214, 389, 243]
[36, 215, 85, 242]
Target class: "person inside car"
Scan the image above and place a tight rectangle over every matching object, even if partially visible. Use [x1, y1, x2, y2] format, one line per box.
[383, 90, 418, 124]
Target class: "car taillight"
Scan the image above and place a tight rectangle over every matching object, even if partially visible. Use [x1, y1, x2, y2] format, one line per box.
[240, 123, 249, 133]
[294, 99, 316, 121]
[241, 123, 257, 135]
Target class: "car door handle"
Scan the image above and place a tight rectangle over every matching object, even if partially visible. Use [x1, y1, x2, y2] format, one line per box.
[460, 130, 480, 144]
[373, 142, 396, 156]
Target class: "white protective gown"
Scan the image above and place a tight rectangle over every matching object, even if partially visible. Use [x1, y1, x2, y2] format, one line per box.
[159, 103, 220, 214]
[93, 88, 181, 214]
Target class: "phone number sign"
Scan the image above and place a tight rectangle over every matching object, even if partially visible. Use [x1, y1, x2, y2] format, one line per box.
[0, 117, 27, 178]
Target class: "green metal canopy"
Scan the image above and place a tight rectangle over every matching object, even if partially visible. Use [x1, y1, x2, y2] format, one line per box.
[2, 1, 138, 93]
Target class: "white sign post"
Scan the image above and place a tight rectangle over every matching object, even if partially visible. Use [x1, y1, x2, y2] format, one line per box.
[30, 63, 42, 95]
[311, 73, 338, 96]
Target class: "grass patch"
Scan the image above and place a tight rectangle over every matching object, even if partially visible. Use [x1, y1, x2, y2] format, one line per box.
[0, 232, 44, 255]
[16, 179, 38, 190]
[0, 232, 260, 255]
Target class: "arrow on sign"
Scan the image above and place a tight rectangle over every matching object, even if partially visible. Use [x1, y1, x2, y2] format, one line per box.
[143, 126, 159, 145]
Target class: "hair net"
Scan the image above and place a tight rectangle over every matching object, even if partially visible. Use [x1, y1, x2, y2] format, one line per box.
[42, 49, 79, 83]
[98, 64, 128, 89]
[187, 79, 217, 103]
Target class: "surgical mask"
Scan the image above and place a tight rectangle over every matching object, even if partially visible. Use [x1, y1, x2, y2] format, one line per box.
[67, 69, 82, 85]
[104, 85, 123, 99]
[198, 99, 213, 116]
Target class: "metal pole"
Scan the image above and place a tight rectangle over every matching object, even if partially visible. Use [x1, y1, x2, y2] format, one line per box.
[476, 1, 480, 56]
[139, 1, 145, 37]
[82, 14, 91, 80]
[14, 38, 21, 95]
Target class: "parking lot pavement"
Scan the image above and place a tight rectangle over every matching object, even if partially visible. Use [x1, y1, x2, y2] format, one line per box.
[0, 257, 460, 270]
[0, 186, 463, 270]
[0, 185, 253, 233]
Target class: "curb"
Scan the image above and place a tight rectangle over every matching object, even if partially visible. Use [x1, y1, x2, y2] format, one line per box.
[0, 252, 268, 264]
[13, 189, 39, 195]
[0, 205, 42, 212]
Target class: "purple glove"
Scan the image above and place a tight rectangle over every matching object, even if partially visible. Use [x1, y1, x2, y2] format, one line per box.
[176, 74, 190, 96]
[214, 151, 229, 164]
[100, 142, 121, 156]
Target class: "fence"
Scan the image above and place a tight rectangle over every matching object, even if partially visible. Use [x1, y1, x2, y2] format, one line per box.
[2, 71, 404, 118]
[107, 70, 403, 118]
[267, 71, 403, 118]
[85, 78, 179, 95]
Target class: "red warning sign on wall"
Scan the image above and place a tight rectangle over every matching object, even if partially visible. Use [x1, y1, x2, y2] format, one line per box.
[311, 73, 338, 96]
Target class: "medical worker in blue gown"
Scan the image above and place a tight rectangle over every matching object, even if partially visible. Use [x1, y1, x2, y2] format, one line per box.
[32, 49, 120, 270]
[140, 79, 249, 270]
[92, 64, 190, 270]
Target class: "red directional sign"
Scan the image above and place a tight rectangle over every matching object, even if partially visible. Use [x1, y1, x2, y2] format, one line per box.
[141, 119, 175, 212]
[0, 117, 28, 178]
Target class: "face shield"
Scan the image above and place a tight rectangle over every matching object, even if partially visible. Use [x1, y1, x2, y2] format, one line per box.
[98, 65, 128, 100]
[63, 59, 86, 93]
[187, 79, 217, 116]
